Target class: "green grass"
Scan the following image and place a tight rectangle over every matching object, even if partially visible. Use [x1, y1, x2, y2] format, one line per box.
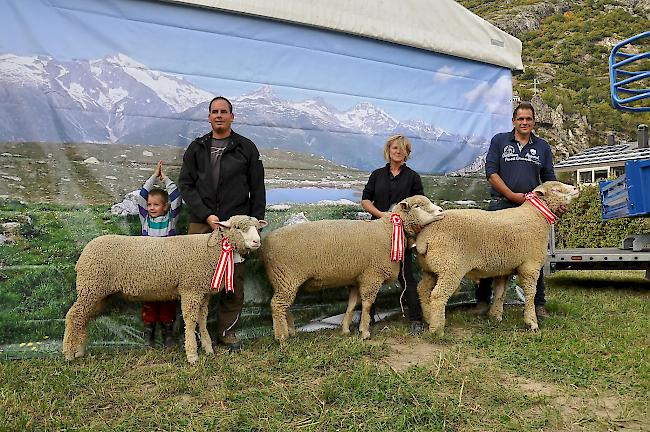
[0, 271, 648, 431]
[2, 201, 649, 430]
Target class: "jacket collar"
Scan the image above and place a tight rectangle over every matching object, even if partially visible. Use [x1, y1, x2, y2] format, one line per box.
[384, 162, 408, 172]
[509, 129, 538, 146]
[198, 130, 242, 148]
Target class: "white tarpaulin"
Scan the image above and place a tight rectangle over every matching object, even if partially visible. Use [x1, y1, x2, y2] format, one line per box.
[163, 0, 523, 70]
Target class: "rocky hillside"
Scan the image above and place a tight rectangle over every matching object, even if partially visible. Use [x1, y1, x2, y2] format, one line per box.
[457, 0, 650, 160]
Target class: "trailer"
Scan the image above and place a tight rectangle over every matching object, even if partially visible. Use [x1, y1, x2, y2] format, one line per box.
[546, 159, 650, 277]
[545, 32, 650, 279]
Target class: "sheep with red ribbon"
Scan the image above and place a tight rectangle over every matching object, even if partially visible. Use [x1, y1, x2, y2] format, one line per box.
[414, 181, 579, 336]
[63, 215, 267, 364]
[261, 195, 444, 342]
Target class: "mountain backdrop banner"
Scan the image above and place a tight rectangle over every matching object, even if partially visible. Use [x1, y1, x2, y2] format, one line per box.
[0, 0, 513, 174]
[0, 0, 515, 356]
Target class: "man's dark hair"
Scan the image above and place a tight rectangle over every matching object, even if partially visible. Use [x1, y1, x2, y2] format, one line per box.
[513, 101, 535, 120]
[208, 96, 233, 114]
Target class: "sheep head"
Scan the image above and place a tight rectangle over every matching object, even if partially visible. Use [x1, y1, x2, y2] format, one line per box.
[208, 216, 268, 256]
[531, 181, 580, 213]
[392, 195, 444, 236]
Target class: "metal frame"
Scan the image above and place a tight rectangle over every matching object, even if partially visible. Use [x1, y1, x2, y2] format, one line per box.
[609, 31, 650, 112]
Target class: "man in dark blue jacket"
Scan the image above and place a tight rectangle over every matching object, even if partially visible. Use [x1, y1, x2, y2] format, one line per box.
[179, 96, 265, 351]
[469, 101, 556, 319]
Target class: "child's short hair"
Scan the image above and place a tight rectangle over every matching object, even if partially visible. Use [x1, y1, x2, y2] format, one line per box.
[148, 188, 169, 204]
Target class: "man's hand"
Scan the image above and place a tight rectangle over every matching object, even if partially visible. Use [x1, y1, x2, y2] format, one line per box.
[206, 214, 220, 230]
[556, 203, 569, 215]
[508, 192, 526, 205]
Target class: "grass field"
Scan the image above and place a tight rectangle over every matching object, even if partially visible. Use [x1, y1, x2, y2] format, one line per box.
[0, 270, 647, 431]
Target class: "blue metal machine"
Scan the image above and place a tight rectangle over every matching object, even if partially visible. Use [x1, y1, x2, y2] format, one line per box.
[602, 31, 650, 220]
[600, 158, 650, 220]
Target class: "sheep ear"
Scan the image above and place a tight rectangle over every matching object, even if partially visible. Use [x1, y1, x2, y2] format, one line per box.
[257, 220, 268, 229]
[216, 220, 232, 229]
[398, 200, 411, 211]
[207, 231, 220, 247]
[533, 189, 545, 198]
[415, 240, 428, 255]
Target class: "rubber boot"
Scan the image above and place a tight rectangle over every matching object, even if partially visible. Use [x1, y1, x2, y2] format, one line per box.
[144, 323, 156, 347]
[162, 323, 175, 348]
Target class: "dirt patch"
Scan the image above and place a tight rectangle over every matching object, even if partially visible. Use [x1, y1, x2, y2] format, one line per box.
[379, 338, 647, 430]
[502, 375, 647, 431]
[380, 337, 448, 372]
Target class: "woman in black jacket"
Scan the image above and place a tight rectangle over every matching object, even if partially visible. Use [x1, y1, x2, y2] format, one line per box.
[361, 134, 426, 335]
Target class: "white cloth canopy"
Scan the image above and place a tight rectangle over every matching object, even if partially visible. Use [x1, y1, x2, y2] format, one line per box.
[161, 0, 523, 70]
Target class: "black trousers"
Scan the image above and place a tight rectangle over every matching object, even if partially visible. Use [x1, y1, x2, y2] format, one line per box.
[372, 247, 423, 322]
[401, 247, 424, 321]
[474, 198, 546, 307]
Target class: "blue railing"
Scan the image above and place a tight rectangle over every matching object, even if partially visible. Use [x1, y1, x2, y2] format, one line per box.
[609, 31, 650, 112]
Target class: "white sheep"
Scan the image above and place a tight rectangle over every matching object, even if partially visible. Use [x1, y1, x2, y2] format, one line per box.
[261, 195, 444, 342]
[63, 215, 268, 364]
[414, 181, 579, 335]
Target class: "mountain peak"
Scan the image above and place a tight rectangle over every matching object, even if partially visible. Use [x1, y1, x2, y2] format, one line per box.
[246, 85, 276, 99]
[103, 53, 147, 70]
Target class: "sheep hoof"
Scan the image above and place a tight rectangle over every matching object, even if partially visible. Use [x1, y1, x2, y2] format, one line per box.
[361, 330, 371, 340]
[341, 328, 351, 336]
[74, 349, 85, 359]
[428, 325, 444, 338]
[273, 327, 289, 342]
[288, 328, 296, 337]
[488, 312, 503, 322]
[205, 346, 214, 355]
[186, 354, 199, 364]
[528, 323, 539, 332]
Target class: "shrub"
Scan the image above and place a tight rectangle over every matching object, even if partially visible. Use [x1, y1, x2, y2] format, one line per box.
[554, 184, 650, 248]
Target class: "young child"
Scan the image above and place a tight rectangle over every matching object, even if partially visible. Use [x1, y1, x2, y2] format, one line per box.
[136, 160, 182, 347]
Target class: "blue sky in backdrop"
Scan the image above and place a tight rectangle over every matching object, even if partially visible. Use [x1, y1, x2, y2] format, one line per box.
[0, 0, 512, 139]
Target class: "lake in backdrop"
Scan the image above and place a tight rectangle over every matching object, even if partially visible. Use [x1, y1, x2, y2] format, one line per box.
[266, 187, 362, 204]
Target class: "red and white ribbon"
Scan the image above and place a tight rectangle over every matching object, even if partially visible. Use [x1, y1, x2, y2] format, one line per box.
[210, 237, 234, 293]
[390, 213, 405, 261]
[525, 192, 557, 224]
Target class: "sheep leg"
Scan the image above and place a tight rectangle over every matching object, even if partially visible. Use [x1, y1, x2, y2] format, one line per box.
[488, 276, 508, 321]
[271, 286, 299, 342]
[287, 310, 296, 337]
[197, 294, 214, 355]
[427, 273, 462, 337]
[358, 279, 382, 340]
[62, 288, 107, 360]
[518, 266, 541, 331]
[416, 272, 437, 325]
[341, 287, 360, 335]
[180, 293, 203, 364]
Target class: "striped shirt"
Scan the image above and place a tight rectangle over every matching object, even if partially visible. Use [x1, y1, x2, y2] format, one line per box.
[137, 175, 182, 237]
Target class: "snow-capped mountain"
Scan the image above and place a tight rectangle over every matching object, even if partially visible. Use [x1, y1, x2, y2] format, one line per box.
[0, 52, 489, 173]
[448, 154, 486, 176]
[100, 54, 213, 113]
[0, 52, 212, 143]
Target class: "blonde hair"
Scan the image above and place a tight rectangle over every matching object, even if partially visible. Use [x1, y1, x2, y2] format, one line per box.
[383, 134, 412, 162]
